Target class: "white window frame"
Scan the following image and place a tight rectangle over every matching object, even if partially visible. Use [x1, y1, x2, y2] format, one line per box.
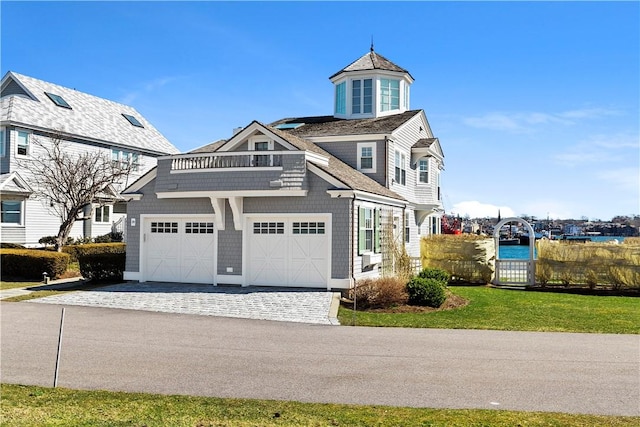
[112, 148, 140, 171]
[335, 81, 346, 115]
[357, 142, 376, 173]
[1, 199, 24, 225]
[351, 78, 373, 115]
[248, 137, 273, 167]
[16, 130, 30, 157]
[0, 127, 5, 157]
[380, 78, 400, 112]
[418, 158, 429, 184]
[94, 205, 111, 224]
[394, 150, 406, 185]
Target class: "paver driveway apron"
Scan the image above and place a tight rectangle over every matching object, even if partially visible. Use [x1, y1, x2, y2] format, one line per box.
[30, 282, 339, 325]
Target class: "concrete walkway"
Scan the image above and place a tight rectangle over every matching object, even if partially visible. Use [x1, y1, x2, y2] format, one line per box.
[28, 282, 341, 325]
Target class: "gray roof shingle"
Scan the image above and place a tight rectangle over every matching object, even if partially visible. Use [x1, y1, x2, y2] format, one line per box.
[270, 110, 422, 138]
[329, 50, 413, 80]
[1, 72, 179, 156]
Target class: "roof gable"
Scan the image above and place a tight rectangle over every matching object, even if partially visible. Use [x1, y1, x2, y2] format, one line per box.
[0, 71, 179, 156]
[0, 172, 33, 195]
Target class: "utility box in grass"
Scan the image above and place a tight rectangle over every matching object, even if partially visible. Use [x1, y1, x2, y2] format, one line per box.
[420, 235, 495, 283]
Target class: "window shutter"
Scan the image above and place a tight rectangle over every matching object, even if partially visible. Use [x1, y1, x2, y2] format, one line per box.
[358, 207, 366, 255]
[374, 208, 381, 253]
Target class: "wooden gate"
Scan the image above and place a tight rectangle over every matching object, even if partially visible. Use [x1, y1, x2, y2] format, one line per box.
[492, 218, 536, 287]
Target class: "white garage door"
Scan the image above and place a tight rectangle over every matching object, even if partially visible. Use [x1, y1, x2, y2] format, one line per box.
[144, 218, 215, 284]
[247, 217, 329, 288]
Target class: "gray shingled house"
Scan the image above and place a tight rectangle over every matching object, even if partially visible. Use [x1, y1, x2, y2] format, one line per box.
[122, 49, 444, 289]
[0, 72, 180, 246]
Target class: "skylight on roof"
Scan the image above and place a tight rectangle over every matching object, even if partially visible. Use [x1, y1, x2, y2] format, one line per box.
[274, 123, 304, 130]
[45, 92, 71, 109]
[122, 113, 144, 128]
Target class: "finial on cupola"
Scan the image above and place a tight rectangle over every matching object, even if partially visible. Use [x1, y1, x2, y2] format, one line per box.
[370, 36, 374, 52]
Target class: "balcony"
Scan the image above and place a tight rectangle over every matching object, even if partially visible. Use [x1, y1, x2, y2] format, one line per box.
[170, 151, 292, 172]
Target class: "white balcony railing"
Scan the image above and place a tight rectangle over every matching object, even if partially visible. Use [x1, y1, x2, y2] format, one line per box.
[170, 151, 296, 172]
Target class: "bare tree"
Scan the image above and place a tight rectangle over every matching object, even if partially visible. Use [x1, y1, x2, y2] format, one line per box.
[18, 133, 134, 251]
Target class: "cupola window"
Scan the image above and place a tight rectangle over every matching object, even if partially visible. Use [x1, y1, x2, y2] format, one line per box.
[335, 81, 346, 115]
[352, 79, 372, 114]
[380, 79, 400, 112]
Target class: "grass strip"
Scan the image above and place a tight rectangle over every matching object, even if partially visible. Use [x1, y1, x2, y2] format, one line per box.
[339, 286, 640, 334]
[2, 384, 637, 427]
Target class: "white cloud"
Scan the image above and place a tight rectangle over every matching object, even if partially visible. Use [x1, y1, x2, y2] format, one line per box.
[552, 133, 639, 167]
[462, 108, 620, 132]
[597, 167, 640, 192]
[119, 76, 182, 105]
[450, 201, 515, 219]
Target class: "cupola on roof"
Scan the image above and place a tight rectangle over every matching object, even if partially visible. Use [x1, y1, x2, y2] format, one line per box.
[329, 48, 414, 80]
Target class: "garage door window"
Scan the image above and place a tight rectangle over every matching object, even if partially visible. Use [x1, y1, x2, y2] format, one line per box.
[293, 222, 325, 235]
[253, 222, 284, 234]
[151, 222, 178, 233]
[185, 222, 214, 234]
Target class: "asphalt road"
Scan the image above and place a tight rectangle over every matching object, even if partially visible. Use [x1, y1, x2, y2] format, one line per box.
[1, 302, 638, 416]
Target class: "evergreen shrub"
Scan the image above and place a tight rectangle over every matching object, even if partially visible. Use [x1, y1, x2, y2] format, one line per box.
[406, 276, 447, 307]
[78, 252, 125, 282]
[418, 267, 451, 283]
[0, 249, 69, 280]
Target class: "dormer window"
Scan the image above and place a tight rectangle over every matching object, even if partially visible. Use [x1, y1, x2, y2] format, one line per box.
[122, 113, 144, 128]
[45, 92, 71, 109]
[351, 78, 372, 114]
[380, 79, 400, 112]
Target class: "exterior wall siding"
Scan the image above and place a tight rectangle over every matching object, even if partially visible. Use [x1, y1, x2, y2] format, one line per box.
[243, 172, 351, 280]
[154, 154, 308, 193]
[314, 139, 387, 187]
[217, 201, 242, 276]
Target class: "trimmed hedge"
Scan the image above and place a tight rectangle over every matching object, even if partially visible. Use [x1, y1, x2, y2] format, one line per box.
[63, 243, 126, 262]
[0, 249, 69, 280]
[78, 252, 125, 282]
[406, 276, 447, 307]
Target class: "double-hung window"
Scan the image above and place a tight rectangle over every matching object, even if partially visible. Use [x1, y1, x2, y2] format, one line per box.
[112, 149, 140, 171]
[0, 127, 5, 157]
[357, 142, 376, 173]
[380, 79, 400, 112]
[95, 205, 110, 223]
[351, 78, 372, 114]
[358, 207, 381, 254]
[335, 81, 346, 115]
[395, 150, 406, 185]
[1, 200, 23, 224]
[418, 158, 429, 183]
[16, 131, 29, 156]
[405, 211, 411, 243]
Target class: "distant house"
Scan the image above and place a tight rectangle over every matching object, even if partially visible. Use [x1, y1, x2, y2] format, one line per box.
[0, 72, 179, 246]
[122, 49, 445, 289]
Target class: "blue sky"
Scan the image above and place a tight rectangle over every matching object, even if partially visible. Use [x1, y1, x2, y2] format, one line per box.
[2, 1, 638, 221]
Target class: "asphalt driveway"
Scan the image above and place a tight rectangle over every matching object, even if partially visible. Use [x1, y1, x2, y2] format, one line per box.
[29, 282, 340, 325]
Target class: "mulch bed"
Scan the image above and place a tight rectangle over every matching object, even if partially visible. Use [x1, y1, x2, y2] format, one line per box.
[350, 292, 470, 313]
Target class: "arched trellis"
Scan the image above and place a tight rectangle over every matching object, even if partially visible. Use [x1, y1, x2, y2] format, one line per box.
[492, 217, 536, 287]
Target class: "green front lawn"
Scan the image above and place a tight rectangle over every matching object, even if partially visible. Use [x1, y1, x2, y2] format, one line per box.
[2, 384, 637, 427]
[339, 285, 640, 334]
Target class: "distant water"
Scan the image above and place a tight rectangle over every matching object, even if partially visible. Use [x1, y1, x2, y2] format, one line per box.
[499, 236, 627, 259]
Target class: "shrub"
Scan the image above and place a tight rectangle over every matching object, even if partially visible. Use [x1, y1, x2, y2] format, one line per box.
[78, 252, 125, 282]
[93, 232, 123, 243]
[63, 243, 125, 262]
[0, 248, 69, 280]
[349, 276, 409, 309]
[418, 267, 451, 283]
[1, 242, 25, 249]
[406, 276, 446, 308]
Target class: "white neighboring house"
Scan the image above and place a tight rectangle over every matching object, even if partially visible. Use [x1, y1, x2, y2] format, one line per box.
[0, 71, 179, 246]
